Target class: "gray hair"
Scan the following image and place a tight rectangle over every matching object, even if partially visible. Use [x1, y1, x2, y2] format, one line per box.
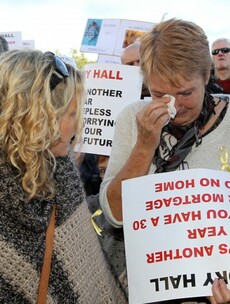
[212, 38, 230, 48]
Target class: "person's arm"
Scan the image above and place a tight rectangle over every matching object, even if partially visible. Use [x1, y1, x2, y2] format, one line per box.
[209, 278, 230, 304]
[100, 98, 170, 224]
[106, 143, 157, 223]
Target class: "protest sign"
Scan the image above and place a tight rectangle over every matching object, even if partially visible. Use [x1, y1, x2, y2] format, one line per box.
[78, 63, 143, 155]
[97, 54, 121, 65]
[80, 19, 120, 55]
[0, 31, 23, 49]
[23, 39, 35, 49]
[80, 18, 155, 56]
[122, 168, 230, 303]
[113, 19, 154, 56]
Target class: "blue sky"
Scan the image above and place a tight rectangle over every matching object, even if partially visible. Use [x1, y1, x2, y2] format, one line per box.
[1, 0, 229, 59]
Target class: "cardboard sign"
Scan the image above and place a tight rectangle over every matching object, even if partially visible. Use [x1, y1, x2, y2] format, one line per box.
[122, 168, 230, 303]
[78, 63, 143, 155]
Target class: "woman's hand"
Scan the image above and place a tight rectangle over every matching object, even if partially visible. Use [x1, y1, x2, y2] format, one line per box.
[209, 278, 230, 304]
[136, 97, 170, 152]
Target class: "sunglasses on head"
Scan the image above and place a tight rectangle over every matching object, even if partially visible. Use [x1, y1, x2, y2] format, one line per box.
[44, 51, 70, 90]
[211, 47, 230, 56]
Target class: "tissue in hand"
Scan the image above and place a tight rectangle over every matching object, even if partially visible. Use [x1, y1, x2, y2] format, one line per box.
[164, 94, 177, 119]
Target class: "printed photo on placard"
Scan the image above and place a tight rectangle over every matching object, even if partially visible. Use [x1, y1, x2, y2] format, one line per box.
[122, 29, 145, 48]
[114, 19, 154, 56]
[80, 19, 120, 55]
[82, 19, 102, 47]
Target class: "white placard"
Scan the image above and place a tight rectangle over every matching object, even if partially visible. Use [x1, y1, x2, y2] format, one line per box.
[97, 54, 121, 65]
[122, 168, 230, 303]
[23, 39, 35, 49]
[80, 18, 155, 56]
[0, 31, 23, 49]
[114, 19, 154, 56]
[80, 19, 120, 55]
[79, 63, 143, 155]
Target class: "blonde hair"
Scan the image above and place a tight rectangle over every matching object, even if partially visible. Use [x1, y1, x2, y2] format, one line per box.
[140, 18, 212, 87]
[0, 49, 85, 200]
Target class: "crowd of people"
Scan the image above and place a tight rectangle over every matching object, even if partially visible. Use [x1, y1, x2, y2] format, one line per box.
[0, 17, 230, 304]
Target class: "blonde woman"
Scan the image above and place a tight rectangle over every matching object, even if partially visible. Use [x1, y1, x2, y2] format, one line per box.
[0, 50, 127, 303]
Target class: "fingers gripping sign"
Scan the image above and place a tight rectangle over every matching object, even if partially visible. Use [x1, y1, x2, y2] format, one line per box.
[210, 278, 230, 304]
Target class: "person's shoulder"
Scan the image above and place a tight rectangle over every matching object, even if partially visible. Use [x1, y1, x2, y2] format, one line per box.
[0, 158, 20, 193]
[0, 156, 13, 176]
[133, 98, 151, 110]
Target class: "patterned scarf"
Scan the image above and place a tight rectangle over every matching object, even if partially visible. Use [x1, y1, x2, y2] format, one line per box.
[154, 92, 228, 173]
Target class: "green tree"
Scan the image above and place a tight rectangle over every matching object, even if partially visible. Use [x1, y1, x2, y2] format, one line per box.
[55, 49, 96, 70]
[70, 49, 96, 70]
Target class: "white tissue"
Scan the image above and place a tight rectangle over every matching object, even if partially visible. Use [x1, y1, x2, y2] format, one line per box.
[164, 94, 177, 119]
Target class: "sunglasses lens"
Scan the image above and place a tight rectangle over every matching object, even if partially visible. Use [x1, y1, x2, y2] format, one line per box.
[212, 47, 230, 55]
[54, 56, 70, 77]
[44, 52, 70, 90]
[222, 48, 230, 54]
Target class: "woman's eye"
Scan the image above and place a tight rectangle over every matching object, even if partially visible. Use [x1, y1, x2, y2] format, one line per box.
[182, 91, 192, 97]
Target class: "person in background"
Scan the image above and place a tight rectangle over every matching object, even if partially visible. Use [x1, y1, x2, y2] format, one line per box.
[0, 36, 9, 53]
[206, 63, 225, 94]
[0, 49, 127, 303]
[211, 38, 230, 93]
[97, 154, 110, 180]
[120, 42, 141, 66]
[100, 18, 230, 304]
[121, 42, 151, 99]
[79, 152, 102, 195]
